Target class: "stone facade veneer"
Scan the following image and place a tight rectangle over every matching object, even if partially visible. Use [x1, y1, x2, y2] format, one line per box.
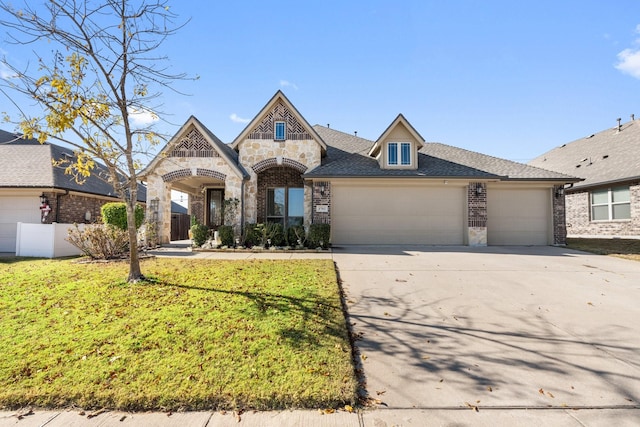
[145, 156, 243, 244]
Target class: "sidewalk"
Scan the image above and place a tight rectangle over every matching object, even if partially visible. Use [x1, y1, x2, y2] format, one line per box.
[2, 407, 638, 426]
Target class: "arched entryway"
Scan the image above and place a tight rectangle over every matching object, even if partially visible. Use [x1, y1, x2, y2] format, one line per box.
[253, 158, 307, 228]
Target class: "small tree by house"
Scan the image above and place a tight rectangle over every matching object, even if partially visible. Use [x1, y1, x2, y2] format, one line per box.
[0, 0, 194, 282]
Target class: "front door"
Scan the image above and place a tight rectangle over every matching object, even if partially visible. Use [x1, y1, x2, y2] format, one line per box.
[206, 189, 224, 229]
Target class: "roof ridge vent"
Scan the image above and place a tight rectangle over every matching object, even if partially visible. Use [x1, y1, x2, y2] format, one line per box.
[617, 117, 622, 132]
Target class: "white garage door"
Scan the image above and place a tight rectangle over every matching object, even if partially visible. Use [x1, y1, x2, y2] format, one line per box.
[331, 184, 465, 245]
[0, 196, 42, 252]
[487, 188, 551, 245]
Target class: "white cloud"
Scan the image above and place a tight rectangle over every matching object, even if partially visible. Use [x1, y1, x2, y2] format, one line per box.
[615, 24, 640, 79]
[615, 48, 640, 79]
[279, 80, 299, 90]
[128, 107, 158, 126]
[0, 64, 13, 79]
[230, 113, 250, 124]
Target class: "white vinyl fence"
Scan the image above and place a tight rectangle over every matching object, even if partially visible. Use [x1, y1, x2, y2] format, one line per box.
[15, 223, 83, 258]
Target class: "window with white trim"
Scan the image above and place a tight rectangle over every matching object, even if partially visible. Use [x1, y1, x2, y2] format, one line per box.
[590, 186, 631, 221]
[388, 142, 411, 166]
[274, 121, 286, 141]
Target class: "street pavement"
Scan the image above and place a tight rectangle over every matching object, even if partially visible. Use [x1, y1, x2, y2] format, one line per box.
[2, 244, 639, 426]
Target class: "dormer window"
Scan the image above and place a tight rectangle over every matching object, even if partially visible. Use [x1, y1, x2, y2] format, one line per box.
[388, 142, 411, 166]
[274, 121, 286, 141]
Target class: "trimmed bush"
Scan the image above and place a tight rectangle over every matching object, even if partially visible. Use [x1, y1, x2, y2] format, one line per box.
[101, 202, 144, 230]
[190, 224, 209, 247]
[308, 223, 330, 249]
[287, 225, 306, 247]
[218, 225, 234, 247]
[66, 223, 129, 259]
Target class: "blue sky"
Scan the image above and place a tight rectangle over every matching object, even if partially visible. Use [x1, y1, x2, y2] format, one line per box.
[3, 0, 640, 163]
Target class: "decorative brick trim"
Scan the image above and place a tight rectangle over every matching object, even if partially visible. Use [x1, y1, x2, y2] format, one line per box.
[252, 158, 307, 174]
[196, 168, 226, 181]
[162, 168, 226, 182]
[169, 128, 219, 158]
[162, 169, 192, 182]
[248, 100, 312, 140]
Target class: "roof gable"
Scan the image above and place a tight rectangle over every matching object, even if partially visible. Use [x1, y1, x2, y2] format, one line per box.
[141, 116, 247, 179]
[369, 114, 425, 158]
[230, 90, 326, 154]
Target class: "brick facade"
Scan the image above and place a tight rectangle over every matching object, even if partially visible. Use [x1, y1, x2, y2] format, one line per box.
[565, 181, 640, 238]
[255, 167, 304, 224]
[312, 181, 331, 224]
[40, 191, 121, 225]
[552, 185, 567, 245]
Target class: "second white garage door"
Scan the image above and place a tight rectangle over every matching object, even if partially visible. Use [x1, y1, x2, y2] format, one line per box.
[487, 187, 551, 245]
[331, 183, 465, 245]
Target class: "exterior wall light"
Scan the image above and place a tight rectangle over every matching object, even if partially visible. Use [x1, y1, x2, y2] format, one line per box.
[40, 193, 48, 204]
[555, 187, 565, 198]
[476, 186, 483, 196]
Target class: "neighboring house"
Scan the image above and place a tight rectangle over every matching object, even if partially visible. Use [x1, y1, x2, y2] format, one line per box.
[141, 91, 579, 246]
[0, 130, 165, 253]
[529, 117, 640, 239]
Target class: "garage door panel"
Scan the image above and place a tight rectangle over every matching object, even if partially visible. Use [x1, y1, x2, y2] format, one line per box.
[0, 196, 42, 252]
[331, 185, 464, 245]
[487, 188, 550, 246]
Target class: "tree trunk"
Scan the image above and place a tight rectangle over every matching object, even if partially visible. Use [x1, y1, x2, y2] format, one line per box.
[125, 199, 144, 282]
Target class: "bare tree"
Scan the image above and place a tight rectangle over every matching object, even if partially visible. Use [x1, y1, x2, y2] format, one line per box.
[0, 0, 193, 282]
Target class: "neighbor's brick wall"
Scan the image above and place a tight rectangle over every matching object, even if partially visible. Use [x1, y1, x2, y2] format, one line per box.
[40, 192, 119, 224]
[256, 167, 304, 223]
[566, 181, 640, 237]
[553, 185, 567, 245]
[312, 181, 331, 224]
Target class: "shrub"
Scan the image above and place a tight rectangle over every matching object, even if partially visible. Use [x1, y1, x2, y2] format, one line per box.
[218, 225, 234, 247]
[190, 224, 209, 247]
[254, 223, 284, 247]
[101, 202, 144, 230]
[66, 223, 129, 259]
[308, 223, 330, 249]
[287, 225, 306, 247]
[242, 223, 260, 247]
[138, 220, 159, 249]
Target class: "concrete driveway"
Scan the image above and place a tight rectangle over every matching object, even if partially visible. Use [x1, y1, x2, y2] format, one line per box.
[333, 246, 640, 415]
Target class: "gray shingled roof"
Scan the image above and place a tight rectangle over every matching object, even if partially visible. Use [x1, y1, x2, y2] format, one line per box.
[529, 119, 640, 190]
[307, 125, 578, 181]
[0, 129, 146, 202]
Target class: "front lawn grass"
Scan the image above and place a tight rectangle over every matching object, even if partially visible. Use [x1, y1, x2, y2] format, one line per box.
[0, 258, 357, 411]
[566, 238, 640, 261]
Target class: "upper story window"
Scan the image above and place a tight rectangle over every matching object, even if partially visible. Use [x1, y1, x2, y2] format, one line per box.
[274, 121, 286, 141]
[591, 186, 631, 221]
[388, 142, 411, 166]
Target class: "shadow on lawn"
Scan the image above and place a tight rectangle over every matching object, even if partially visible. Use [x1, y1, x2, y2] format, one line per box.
[152, 279, 348, 350]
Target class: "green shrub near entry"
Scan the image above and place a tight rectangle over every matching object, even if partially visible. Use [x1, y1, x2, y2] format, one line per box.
[190, 224, 209, 247]
[308, 223, 330, 249]
[218, 225, 234, 247]
[101, 202, 144, 230]
[287, 225, 306, 247]
[242, 223, 260, 247]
